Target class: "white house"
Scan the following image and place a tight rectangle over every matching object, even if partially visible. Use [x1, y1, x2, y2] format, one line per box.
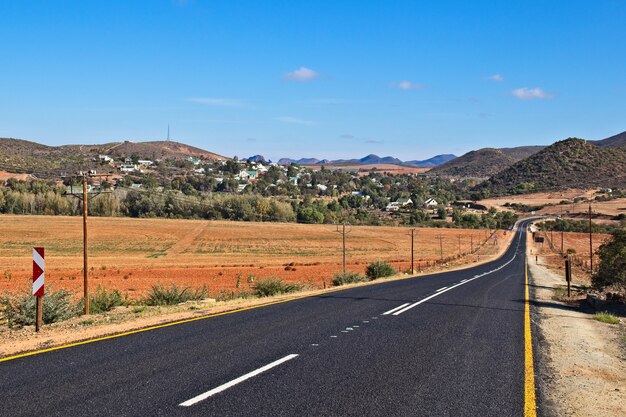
[424, 198, 438, 208]
[120, 164, 137, 173]
[99, 155, 113, 163]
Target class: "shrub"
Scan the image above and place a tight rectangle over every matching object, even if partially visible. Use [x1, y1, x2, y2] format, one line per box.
[252, 277, 302, 297]
[145, 284, 208, 306]
[89, 286, 126, 314]
[0, 289, 79, 328]
[593, 227, 626, 291]
[331, 271, 366, 286]
[366, 260, 396, 280]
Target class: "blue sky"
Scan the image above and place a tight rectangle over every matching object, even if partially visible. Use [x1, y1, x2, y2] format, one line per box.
[1, 0, 625, 161]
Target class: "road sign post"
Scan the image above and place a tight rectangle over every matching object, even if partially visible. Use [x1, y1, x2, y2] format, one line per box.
[33, 247, 45, 332]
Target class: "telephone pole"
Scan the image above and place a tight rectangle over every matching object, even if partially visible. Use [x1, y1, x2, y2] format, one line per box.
[408, 228, 416, 273]
[457, 234, 461, 255]
[470, 234, 474, 253]
[66, 172, 112, 315]
[436, 234, 444, 261]
[560, 207, 564, 254]
[335, 222, 352, 274]
[589, 202, 593, 274]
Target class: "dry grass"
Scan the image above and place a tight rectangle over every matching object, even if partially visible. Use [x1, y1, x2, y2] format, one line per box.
[0, 215, 508, 297]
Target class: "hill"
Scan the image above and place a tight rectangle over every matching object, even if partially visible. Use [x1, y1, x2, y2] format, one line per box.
[404, 154, 457, 167]
[477, 138, 626, 195]
[592, 130, 626, 148]
[429, 146, 544, 178]
[0, 137, 225, 177]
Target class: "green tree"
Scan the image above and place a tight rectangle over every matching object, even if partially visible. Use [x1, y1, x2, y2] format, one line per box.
[592, 227, 626, 291]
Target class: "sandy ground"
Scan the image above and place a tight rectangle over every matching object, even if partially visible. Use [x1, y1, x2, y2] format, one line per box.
[527, 232, 626, 417]
[0, 225, 514, 359]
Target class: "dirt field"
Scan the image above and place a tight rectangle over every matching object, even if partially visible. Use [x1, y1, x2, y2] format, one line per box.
[480, 189, 626, 219]
[0, 215, 507, 299]
[304, 164, 430, 176]
[0, 171, 32, 181]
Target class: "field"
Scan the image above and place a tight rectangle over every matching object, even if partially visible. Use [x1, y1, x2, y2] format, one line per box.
[0, 215, 507, 299]
[480, 190, 626, 219]
[304, 164, 430, 176]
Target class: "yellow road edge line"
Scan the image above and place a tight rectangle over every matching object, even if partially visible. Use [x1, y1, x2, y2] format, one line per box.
[1, 229, 519, 364]
[0, 288, 345, 364]
[524, 256, 537, 417]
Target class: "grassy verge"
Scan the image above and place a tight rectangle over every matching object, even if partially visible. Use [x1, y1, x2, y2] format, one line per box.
[593, 312, 620, 325]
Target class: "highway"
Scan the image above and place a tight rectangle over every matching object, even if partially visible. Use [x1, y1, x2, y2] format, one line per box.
[1, 220, 535, 417]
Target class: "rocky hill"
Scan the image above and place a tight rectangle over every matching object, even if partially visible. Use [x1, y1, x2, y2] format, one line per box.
[477, 138, 626, 195]
[0, 137, 225, 177]
[430, 146, 544, 178]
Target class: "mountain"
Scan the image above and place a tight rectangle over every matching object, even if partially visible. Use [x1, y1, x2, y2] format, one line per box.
[0, 137, 226, 177]
[477, 138, 626, 195]
[592, 130, 626, 148]
[277, 154, 447, 166]
[430, 146, 545, 178]
[246, 155, 267, 162]
[403, 154, 457, 167]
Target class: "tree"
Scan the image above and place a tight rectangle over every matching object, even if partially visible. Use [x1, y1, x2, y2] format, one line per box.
[592, 227, 626, 291]
[437, 206, 447, 220]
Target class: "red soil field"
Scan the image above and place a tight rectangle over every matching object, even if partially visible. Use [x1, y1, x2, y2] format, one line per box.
[0, 215, 508, 299]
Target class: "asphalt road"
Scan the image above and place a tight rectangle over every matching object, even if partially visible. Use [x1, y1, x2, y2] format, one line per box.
[1, 221, 533, 417]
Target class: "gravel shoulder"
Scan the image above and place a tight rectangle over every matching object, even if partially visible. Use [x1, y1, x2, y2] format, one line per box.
[527, 232, 626, 417]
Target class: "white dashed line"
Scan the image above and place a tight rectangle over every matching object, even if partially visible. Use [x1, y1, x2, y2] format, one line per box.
[382, 303, 411, 315]
[436, 286, 448, 292]
[179, 354, 299, 407]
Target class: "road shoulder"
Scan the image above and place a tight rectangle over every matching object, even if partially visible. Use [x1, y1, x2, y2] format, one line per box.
[527, 234, 626, 417]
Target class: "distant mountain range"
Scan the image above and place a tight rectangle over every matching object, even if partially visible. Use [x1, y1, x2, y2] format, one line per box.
[259, 153, 458, 167]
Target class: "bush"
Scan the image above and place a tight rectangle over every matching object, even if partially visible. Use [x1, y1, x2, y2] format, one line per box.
[366, 260, 396, 280]
[593, 312, 620, 324]
[252, 277, 302, 297]
[331, 271, 366, 286]
[145, 284, 208, 306]
[593, 227, 626, 291]
[89, 286, 126, 314]
[0, 289, 79, 328]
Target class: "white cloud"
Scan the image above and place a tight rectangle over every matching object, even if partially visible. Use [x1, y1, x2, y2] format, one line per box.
[488, 74, 504, 82]
[340, 134, 355, 139]
[364, 139, 383, 144]
[275, 116, 316, 126]
[284, 67, 320, 82]
[391, 80, 423, 90]
[187, 97, 245, 107]
[511, 87, 554, 100]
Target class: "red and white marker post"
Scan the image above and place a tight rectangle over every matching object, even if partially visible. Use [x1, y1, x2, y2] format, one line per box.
[33, 247, 45, 332]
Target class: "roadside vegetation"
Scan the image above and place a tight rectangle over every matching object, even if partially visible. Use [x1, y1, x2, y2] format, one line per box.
[592, 312, 620, 325]
[592, 226, 626, 293]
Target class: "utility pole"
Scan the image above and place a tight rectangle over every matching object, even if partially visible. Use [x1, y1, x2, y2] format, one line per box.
[66, 172, 112, 315]
[457, 234, 461, 255]
[408, 228, 416, 273]
[589, 202, 593, 274]
[560, 207, 564, 254]
[436, 234, 444, 261]
[335, 222, 352, 274]
[470, 234, 474, 253]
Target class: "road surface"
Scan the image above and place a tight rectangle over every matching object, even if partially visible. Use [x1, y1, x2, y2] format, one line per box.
[1, 221, 535, 416]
